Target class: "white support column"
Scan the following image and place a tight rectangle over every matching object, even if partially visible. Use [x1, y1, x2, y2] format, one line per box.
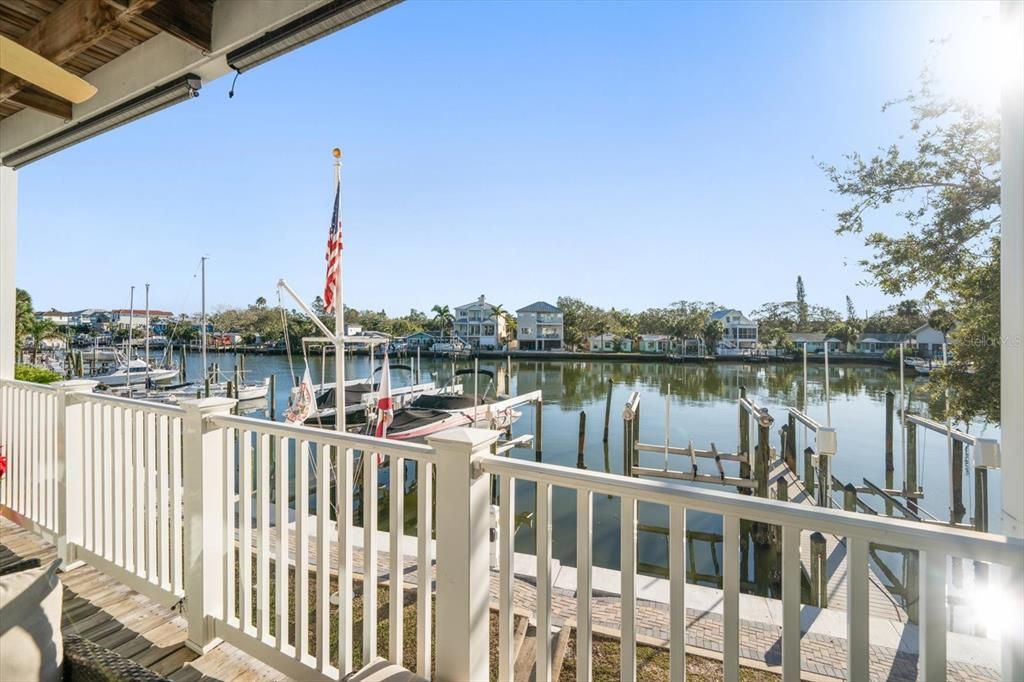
[1000, 0, 1024, 541]
[0, 166, 16, 381]
[181, 396, 236, 653]
[54, 380, 97, 568]
[427, 427, 500, 682]
[1000, 2, 1024, 678]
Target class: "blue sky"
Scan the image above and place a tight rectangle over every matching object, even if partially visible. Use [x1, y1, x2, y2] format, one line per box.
[16, 0, 1000, 318]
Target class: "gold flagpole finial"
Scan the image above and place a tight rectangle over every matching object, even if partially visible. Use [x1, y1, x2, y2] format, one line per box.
[332, 147, 342, 159]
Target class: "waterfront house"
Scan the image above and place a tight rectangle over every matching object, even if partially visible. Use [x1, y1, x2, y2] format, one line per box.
[589, 333, 632, 352]
[404, 330, 445, 348]
[516, 301, 563, 350]
[638, 334, 672, 353]
[453, 295, 507, 349]
[110, 308, 174, 330]
[911, 324, 951, 358]
[711, 309, 758, 351]
[787, 332, 842, 354]
[856, 332, 911, 355]
[35, 308, 76, 327]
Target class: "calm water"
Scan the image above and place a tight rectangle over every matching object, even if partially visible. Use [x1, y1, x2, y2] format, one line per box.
[169, 351, 1002, 611]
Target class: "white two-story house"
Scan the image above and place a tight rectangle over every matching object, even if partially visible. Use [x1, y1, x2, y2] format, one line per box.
[516, 301, 563, 350]
[711, 309, 758, 353]
[453, 295, 507, 349]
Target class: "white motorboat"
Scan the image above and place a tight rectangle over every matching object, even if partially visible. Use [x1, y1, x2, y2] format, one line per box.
[93, 358, 179, 386]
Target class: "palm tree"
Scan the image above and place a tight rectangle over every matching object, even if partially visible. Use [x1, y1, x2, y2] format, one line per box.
[490, 304, 515, 343]
[26, 318, 60, 364]
[254, 296, 267, 309]
[431, 304, 454, 338]
[703, 320, 725, 355]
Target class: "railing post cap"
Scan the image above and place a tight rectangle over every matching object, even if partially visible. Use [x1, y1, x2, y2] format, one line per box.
[179, 396, 237, 415]
[426, 427, 500, 453]
[52, 379, 98, 393]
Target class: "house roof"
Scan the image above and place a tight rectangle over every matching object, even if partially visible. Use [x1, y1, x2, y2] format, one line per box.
[859, 332, 911, 343]
[786, 332, 840, 343]
[110, 309, 174, 317]
[516, 301, 560, 314]
[639, 334, 669, 341]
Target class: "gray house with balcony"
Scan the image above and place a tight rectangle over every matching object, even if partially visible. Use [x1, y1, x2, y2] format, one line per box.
[516, 301, 563, 350]
[711, 308, 758, 352]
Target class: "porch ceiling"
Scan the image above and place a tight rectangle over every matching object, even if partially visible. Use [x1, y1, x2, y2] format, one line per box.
[0, 0, 398, 164]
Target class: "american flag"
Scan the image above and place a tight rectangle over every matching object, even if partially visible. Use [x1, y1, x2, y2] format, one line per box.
[375, 353, 394, 438]
[323, 181, 342, 313]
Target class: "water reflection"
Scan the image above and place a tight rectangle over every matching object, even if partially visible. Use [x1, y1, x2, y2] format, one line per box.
[203, 351, 998, 628]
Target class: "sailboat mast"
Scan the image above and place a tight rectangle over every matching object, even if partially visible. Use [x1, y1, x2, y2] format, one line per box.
[145, 283, 150, 387]
[333, 148, 346, 434]
[127, 285, 135, 398]
[201, 256, 208, 384]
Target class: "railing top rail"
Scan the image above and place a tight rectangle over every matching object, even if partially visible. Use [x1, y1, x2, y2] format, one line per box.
[788, 407, 824, 432]
[740, 397, 774, 426]
[623, 391, 640, 419]
[1, 378, 58, 393]
[69, 390, 187, 418]
[206, 413, 437, 462]
[902, 411, 979, 446]
[480, 456, 1024, 567]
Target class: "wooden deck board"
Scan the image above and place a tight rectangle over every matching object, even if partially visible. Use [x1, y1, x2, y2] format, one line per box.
[768, 459, 907, 622]
[0, 517, 294, 681]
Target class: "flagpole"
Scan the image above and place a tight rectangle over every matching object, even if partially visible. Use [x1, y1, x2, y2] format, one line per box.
[333, 148, 346, 434]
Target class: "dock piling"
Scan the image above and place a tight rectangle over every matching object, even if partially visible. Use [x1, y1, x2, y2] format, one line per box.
[268, 374, 276, 421]
[803, 447, 815, 497]
[534, 399, 543, 461]
[738, 387, 751, 490]
[843, 482, 858, 512]
[885, 391, 895, 473]
[905, 422, 918, 514]
[602, 378, 613, 442]
[952, 440, 966, 523]
[810, 532, 828, 608]
[577, 411, 587, 468]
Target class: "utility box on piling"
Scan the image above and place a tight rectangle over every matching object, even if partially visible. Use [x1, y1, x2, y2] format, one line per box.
[816, 428, 837, 457]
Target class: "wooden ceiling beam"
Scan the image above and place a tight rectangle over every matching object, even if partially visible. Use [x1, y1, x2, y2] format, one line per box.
[0, 0, 163, 103]
[9, 86, 73, 120]
[136, 0, 212, 53]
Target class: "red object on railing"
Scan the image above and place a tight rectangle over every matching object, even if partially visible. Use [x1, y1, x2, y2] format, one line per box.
[0, 445, 6, 479]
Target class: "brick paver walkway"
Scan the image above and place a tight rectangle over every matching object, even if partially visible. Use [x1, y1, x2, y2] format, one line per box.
[248, 528, 999, 681]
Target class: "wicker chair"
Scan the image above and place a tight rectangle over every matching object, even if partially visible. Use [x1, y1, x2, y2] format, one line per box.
[0, 556, 169, 682]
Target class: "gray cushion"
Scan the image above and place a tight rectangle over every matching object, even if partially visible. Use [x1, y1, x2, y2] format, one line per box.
[345, 658, 427, 682]
[0, 559, 63, 682]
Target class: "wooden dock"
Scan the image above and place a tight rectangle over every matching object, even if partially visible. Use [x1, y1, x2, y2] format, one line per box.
[0, 517, 290, 682]
[767, 459, 907, 622]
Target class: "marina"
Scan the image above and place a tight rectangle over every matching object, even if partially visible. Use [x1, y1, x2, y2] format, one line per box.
[1, 0, 1022, 681]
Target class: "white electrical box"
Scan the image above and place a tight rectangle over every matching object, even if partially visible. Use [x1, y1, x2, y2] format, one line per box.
[816, 428, 838, 457]
[975, 438, 1001, 469]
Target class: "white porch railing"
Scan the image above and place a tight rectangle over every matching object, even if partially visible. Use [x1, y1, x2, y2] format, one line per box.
[0, 379, 58, 535]
[1, 377, 1023, 682]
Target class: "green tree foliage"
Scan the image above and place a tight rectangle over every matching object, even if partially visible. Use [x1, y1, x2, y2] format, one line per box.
[702, 319, 725, 353]
[862, 299, 929, 333]
[796, 276, 808, 326]
[25, 318, 60, 363]
[430, 305, 454, 337]
[845, 295, 858, 323]
[822, 81, 999, 422]
[14, 365, 62, 384]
